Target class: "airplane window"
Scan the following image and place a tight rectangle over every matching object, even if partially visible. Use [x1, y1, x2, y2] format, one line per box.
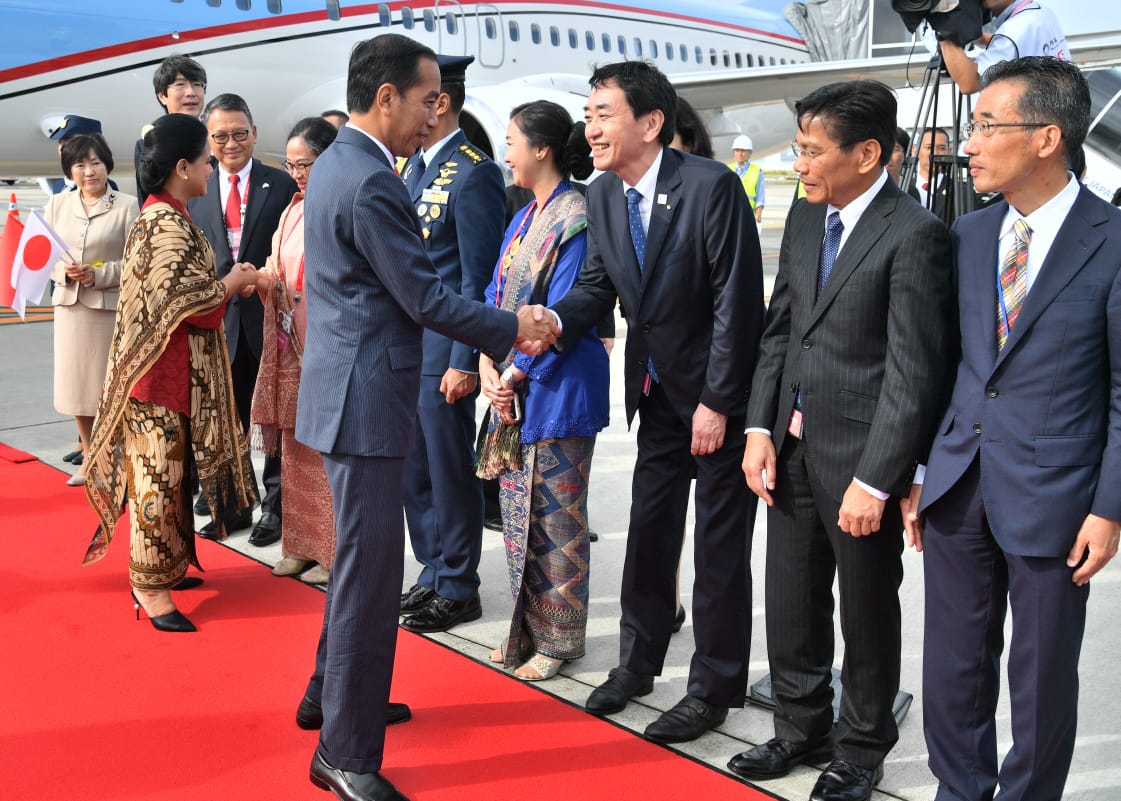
[236, 0, 250, 10]
[617, 35, 626, 55]
[695, 46, 703, 65]
[603, 33, 611, 52]
[569, 29, 578, 48]
[586, 31, 595, 51]
[446, 12, 458, 34]
[679, 44, 687, 62]
[550, 26, 559, 47]
[665, 42, 674, 61]
[781, 58, 787, 65]
[649, 41, 658, 59]
[723, 51, 730, 67]
[267, 0, 282, 12]
[485, 17, 497, 39]
[634, 39, 643, 57]
[770, 56, 776, 65]
[206, 0, 220, 7]
[746, 54, 753, 67]
[735, 53, 742, 68]
[325, 0, 340, 20]
[709, 48, 717, 67]
[531, 23, 541, 44]
[401, 7, 414, 29]
[423, 9, 435, 32]
[378, 4, 390, 27]
[509, 21, 519, 42]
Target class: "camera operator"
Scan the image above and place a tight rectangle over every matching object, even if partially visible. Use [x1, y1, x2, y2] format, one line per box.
[940, 0, 1069, 94]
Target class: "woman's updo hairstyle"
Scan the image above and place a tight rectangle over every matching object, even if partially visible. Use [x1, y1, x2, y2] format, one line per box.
[137, 113, 209, 194]
[286, 116, 338, 156]
[510, 100, 593, 181]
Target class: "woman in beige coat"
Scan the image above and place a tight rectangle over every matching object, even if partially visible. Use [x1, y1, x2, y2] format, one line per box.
[45, 134, 139, 486]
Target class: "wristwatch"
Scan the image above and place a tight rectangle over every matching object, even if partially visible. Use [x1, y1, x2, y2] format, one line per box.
[501, 365, 518, 385]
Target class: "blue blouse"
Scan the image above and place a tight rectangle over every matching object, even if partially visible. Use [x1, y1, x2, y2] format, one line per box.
[485, 195, 610, 444]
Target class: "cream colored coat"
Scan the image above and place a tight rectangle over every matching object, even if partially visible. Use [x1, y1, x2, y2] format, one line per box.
[46, 189, 138, 310]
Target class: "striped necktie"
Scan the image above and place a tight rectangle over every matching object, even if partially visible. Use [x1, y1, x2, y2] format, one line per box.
[816, 210, 843, 297]
[997, 218, 1031, 350]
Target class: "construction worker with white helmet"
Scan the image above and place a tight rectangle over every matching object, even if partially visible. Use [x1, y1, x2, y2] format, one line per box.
[727, 134, 765, 229]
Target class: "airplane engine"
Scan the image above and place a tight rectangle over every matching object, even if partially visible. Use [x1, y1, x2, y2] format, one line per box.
[459, 76, 593, 181]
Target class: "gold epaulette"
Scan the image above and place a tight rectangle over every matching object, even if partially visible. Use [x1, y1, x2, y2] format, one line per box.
[458, 144, 486, 164]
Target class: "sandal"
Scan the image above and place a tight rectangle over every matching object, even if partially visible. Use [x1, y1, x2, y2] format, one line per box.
[514, 653, 564, 682]
[490, 632, 533, 664]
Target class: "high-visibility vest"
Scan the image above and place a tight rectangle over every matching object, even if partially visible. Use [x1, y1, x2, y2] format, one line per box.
[727, 161, 763, 209]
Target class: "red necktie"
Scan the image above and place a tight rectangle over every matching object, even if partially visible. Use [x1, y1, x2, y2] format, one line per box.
[226, 174, 242, 230]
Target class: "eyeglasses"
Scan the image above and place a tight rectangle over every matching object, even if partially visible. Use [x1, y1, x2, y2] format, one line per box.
[168, 79, 206, 92]
[963, 120, 1049, 138]
[284, 159, 315, 174]
[790, 141, 839, 162]
[210, 129, 251, 145]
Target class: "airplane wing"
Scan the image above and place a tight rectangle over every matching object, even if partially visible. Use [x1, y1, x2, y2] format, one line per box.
[673, 34, 1121, 114]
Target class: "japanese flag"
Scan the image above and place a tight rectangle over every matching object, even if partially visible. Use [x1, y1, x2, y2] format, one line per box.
[0, 193, 21, 310]
[10, 209, 69, 319]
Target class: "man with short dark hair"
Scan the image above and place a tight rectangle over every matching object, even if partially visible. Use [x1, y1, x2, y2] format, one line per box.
[398, 55, 506, 634]
[321, 109, 348, 128]
[905, 55, 1120, 801]
[189, 93, 297, 545]
[295, 34, 557, 801]
[735, 79, 956, 801]
[913, 127, 952, 210]
[134, 54, 207, 204]
[551, 59, 764, 745]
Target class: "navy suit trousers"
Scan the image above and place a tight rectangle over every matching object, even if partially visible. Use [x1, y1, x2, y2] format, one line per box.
[307, 452, 406, 773]
[923, 458, 1089, 801]
[403, 375, 483, 600]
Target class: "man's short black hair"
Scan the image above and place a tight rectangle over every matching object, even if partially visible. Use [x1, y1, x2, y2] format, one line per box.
[202, 93, 254, 126]
[589, 61, 676, 147]
[152, 54, 207, 110]
[346, 34, 437, 114]
[795, 80, 896, 166]
[981, 56, 1091, 169]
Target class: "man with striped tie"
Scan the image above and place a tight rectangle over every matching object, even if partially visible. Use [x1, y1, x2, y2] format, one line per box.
[904, 56, 1121, 801]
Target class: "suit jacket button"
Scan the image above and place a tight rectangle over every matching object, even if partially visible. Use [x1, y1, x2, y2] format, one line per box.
[801, 338, 812, 349]
[973, 423, 982, 434]
[986, 386, 998, 398]
[641, 323, 651, 333]
[789, 383, 797, 393]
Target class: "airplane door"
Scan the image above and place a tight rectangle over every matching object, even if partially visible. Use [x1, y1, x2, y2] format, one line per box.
[435, 0, 468, 55]
[474, 3, 505, 67]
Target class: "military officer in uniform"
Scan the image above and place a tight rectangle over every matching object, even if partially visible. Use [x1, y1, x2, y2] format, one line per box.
[398, 54, 508, 634]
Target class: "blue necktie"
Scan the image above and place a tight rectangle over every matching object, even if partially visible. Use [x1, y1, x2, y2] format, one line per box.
[627, 188, 646, 270]
[626, 188, 659, 384]
[817, 210, 844, 297]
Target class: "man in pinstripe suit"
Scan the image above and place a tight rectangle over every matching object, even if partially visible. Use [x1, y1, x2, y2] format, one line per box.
[295, 35, 558, 801]
[736, 80, 956, 801]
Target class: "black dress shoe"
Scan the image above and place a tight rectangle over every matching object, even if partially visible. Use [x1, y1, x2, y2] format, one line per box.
[644, 695, 727, 743]
[197, 509, 254, 541]
[672, 606, 686, 633]
[588, 528, 599, 542]
[248, 511, 282, 546]
[71, 452, 84, 466]
[585, 666, 655, 715]
[728, 736, 833, 780]
[399, 584, 436, 614]
[310, 749, 409, 801]
[296, 696, 411, 730]
[193, 494, 210, 516]
[173, 576, 204, 591]
[399, 592, 482, 633]
[482, 514, 503, 532]
[810, 759, 882, 801]
[62, 449, 81, 463]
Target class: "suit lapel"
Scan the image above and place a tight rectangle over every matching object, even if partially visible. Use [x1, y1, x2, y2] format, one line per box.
[994, 188, 1108, 369]
[240, 159, 269, 253]
[965, 203, 1004, 370]
[640, 149, 682, 295]
[597, 177, 640, 302]
[807, 182, 895, 329]
[203, 170, 232, 261]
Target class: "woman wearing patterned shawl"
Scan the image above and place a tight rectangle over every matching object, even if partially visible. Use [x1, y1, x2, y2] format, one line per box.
[479, 101, 609, 681]
[251, 117, 338, 587]
[83, 114, 260, 633]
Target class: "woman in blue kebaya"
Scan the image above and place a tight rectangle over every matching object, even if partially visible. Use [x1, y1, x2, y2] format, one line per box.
[478, 100, 609, 681]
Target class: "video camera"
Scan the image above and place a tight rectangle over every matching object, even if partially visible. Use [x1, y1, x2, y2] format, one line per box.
[892, 0, 991, 47]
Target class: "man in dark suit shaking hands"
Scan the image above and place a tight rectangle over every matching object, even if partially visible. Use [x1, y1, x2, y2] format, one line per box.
[904, 57, 1120, 801]
[190, 93, 298, 545]
[551, 60, 764, 745]
[295, 34, 558, 801]
[736, 81, 956, 801]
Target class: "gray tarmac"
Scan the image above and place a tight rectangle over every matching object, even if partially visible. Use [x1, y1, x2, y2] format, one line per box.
[2, 180, 1119, 801]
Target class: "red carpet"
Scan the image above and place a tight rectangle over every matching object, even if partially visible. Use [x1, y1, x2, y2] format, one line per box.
[0, 454, 774, 800]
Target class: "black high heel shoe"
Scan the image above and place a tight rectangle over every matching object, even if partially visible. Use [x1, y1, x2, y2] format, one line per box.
[131, 591, 197, 633]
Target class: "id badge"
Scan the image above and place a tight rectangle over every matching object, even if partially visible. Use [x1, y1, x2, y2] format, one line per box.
[278, 308, 294, 335]
[786, 408, 804, 439]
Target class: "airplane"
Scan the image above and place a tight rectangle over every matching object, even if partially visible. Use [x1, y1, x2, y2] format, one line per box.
[1, 0, 1120, 196]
